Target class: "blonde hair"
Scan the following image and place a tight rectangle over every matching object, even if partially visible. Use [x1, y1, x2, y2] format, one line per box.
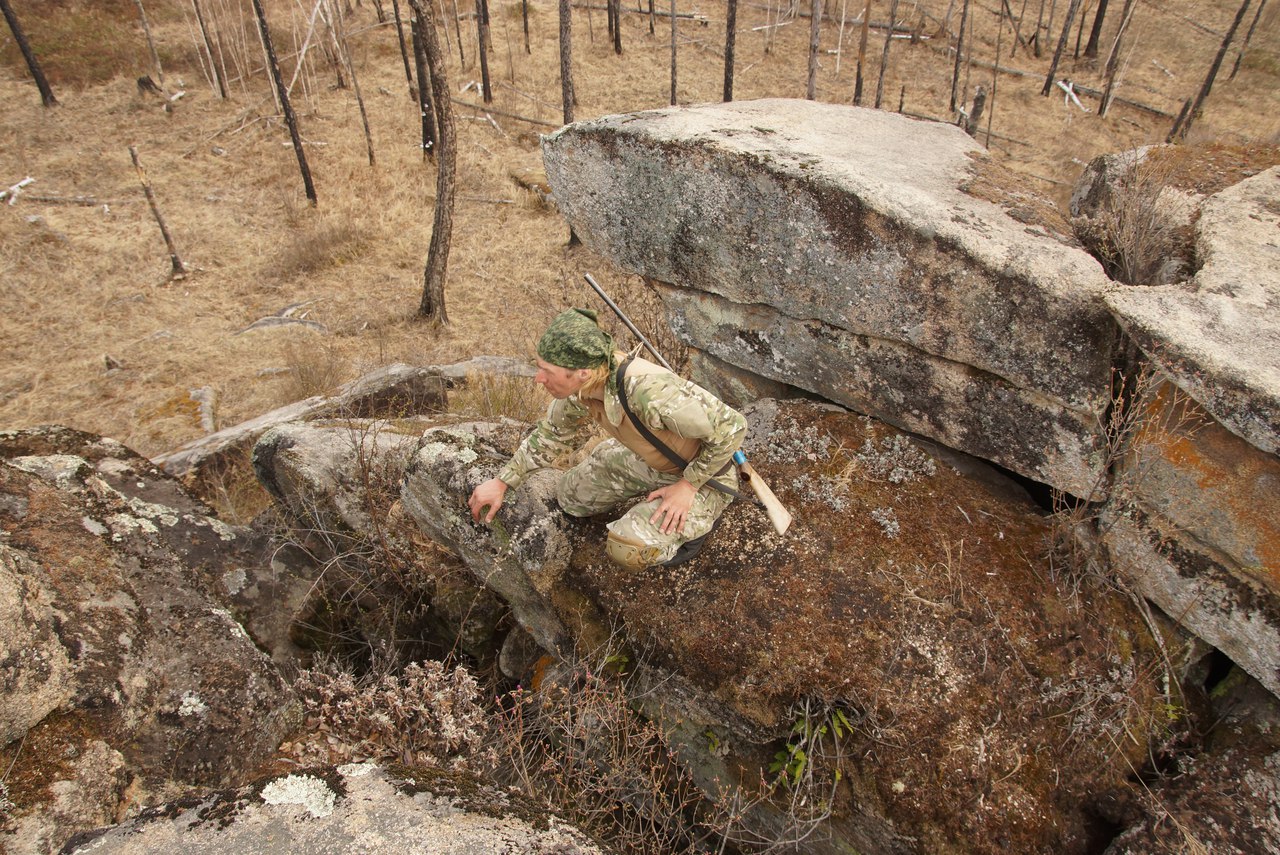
[578, 350, 625, 397]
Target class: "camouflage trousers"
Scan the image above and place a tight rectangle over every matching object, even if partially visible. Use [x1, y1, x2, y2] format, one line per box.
[555, 438, 735, 564]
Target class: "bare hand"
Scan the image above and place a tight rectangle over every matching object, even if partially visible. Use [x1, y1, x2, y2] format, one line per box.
[468, 477, 509, 523]
[647, 479, 697, 535]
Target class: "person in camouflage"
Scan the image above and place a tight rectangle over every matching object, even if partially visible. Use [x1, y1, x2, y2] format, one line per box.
[467, 308, 747, 568]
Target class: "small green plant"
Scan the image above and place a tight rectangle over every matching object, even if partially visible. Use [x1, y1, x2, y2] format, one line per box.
[769, 704, 852, 789]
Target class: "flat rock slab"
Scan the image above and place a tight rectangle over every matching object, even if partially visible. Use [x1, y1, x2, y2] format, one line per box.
[1105, 166, 1280, 453]
[542, 98, 1118, 495]
[64, 763, 604, 855]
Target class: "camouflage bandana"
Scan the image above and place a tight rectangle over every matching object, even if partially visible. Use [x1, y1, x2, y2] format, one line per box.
[537, 308, 615, 369]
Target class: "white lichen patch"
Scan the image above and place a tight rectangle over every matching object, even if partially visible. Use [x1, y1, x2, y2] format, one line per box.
[105, 513, 159, 540]
[261, 774, 337, 818]
[125, 496, 180, 527]
[338, 761, 378, 778]
[81, 516, 108, 537]
[871, 507, 901, 538]
[222, 568, 248, 595]
[209, 608, 249, 639]
[178, 691, 208, 718]
[9, 455, 88, 489]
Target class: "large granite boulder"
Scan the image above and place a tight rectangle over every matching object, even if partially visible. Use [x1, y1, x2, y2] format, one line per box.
[541, 99, 1119, 497]
[62, 763, 604, 854]
[0, 426, 297, 854]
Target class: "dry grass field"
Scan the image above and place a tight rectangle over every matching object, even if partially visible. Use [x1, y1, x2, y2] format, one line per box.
[2, 0, 1278, 465]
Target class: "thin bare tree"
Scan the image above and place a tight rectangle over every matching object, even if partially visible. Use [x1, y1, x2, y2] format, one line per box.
[134, 0, 166, 85]
[806, 0, 821, 99]
[522, 0, 531, 52]
[408, 0, 456, 324]
[1230, 0, 1268, 80]
[1098, 0, 1135, 116]
[252, 0, 316, 203]
[1, 0, 57, 106]
[390, 0, 414, 87]
[723, 0, 738, 101]
[612, 0, 622, 53]
[329, 0, 375, 166]
[669, 0, 677, 105]
[192, 0, 229, 98]
[1173, 0, 1253, 141]
[559, 0, 574, 123]
[853, 0, 871, 104]
[1040, 0, 1082, 95]
[875, 0, 899, 108]
[950, 0, 971, 111]
[476, 0, 493, 102]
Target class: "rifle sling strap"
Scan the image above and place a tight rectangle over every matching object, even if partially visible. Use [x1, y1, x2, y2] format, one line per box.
[615, 357, 742, 502]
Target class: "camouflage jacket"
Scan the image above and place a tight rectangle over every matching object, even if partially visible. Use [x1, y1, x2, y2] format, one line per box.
[498, 358, 747, 490]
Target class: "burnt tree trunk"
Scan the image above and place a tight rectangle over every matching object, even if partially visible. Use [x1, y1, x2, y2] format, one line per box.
[1040, 0, 1082, 95]
[476, 0, 492, 102]
[409, 0, 455, 325]
[390, 0, 415, 86]
[723, 0, 737, 101]
[134, 0, 165, 85]
[1083, 0, 1107, 57]
[252, 0, 316, 204]
[410, 6, 438, 156]
[1174, 0, 1252, 140]
[522, 0, 531, 52]
[612, 0, 622, 53]
[559, 0, 575, 123]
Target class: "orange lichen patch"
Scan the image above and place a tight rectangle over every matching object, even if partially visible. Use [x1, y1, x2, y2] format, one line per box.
[1130, 384, 1280, 583]
[0, 711, 116, 812]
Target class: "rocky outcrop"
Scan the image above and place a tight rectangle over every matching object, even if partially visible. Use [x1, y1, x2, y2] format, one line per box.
[249, 399, 1187, 855]
[0, 426, 297, 854]
[62, 763, 604, 854]
[541, 99, 1119, 496]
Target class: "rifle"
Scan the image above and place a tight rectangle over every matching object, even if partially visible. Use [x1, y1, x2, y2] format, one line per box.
[584, 273, 794, 535]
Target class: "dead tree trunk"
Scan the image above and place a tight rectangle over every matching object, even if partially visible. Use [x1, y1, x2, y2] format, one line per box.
[409, 0, 455, 325]
[1098, 0, 1135, 116]
[874, 0, 898, 107]
[950, 0, 971, 111]
[192, 0, 228, 99]
[669, 0, 677, 105]
[1174, 0, 1252, 140]
[723, 0, 738, 101]
[522, 0, 531, 52]
[410, 6, 438, 156]
[1230, 0, 1267, 80]
[128, 146, 187, 280]
[134, 0, 165, 85]
[1072, 0, 1090, 58]
[1083, 0, 1107, 57]
[559, 0, 575, 123]
[1040, 0, 1082, 95]
[1032, 0, 1045, 55]
[390, 0, 414, 86]
[612, 0, 622, 53]
[476, 0, 493, 102]
[450, 0, 466, 66]
[964, 83, 985, 133]
[806, 0, 821, 99]
[252, 0, 317, 204]
[0, 0, 57, 106]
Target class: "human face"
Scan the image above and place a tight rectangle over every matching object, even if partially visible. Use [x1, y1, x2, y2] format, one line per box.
[535, 358, 591, 399]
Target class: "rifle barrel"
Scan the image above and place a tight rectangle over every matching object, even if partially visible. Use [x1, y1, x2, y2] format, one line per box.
[583, 273, 675, 372]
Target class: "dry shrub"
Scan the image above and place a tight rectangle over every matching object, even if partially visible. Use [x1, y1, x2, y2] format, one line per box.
[276, 338, 350, 404]
[270, 217, 372, 280]
[1073, 150, 1196, 287]
[491, 659, 711, 855]
[448, 372, 548, 423]
[290, 659, 495, 770]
